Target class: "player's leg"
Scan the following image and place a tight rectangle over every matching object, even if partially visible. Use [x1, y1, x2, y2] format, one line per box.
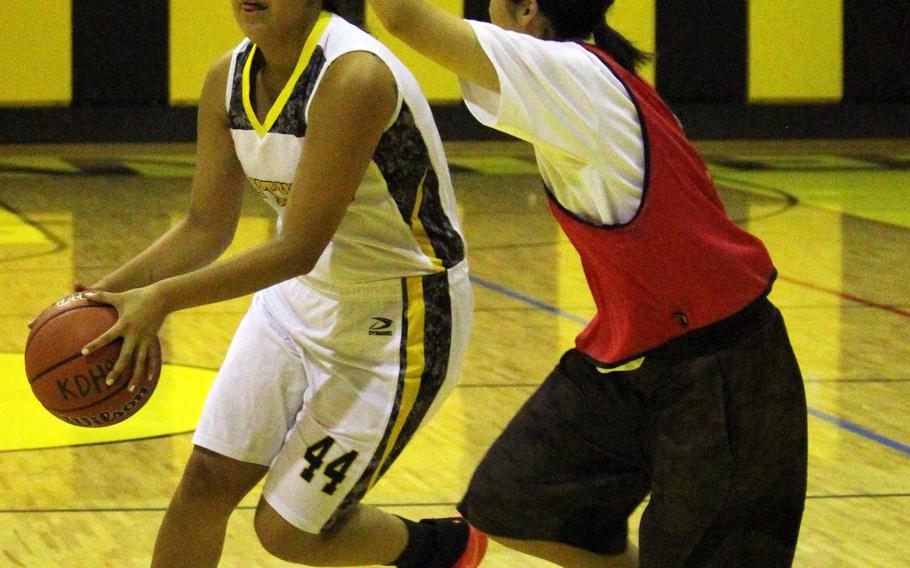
[458, 349, 651, 568]
[152, 447, 267, 567]
[252, 267, 479, 566]
[254, 500, 485, 566]
[491, 537, 638, 568]
[639, 298, 807, 567]
[254, 500, 407, 565]
[153, 289, 313, 567]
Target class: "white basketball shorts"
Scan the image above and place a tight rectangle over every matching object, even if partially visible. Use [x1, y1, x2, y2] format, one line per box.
[193, 261, 472, 533]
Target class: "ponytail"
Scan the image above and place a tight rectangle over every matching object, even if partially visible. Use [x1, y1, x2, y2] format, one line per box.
[322, 0, 368, 27]
[532, 0, 650, 73]
[592, 21, 649, 73]
[322, 0, 340, 14]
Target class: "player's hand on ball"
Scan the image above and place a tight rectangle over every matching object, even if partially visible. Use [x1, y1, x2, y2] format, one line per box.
[27, 283, 95, 329]
[81, 286, 166, 394]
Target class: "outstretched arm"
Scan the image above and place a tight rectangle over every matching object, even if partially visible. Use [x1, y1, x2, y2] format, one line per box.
[368, 0, 500, 92]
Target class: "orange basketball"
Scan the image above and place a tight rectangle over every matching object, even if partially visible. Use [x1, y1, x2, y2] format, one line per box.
[24, 292, 161, 427]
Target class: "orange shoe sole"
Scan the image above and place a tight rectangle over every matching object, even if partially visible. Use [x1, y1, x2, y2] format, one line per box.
[453, 523, 488, 568]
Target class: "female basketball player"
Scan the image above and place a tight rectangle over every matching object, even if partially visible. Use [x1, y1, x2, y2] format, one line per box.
[367, 0, 809, 566]
[78, 1, 486, 566]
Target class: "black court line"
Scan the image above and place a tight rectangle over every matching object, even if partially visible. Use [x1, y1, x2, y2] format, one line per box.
[714, 182, 799, 224]
[3, 160, 908, 455]
[704, 153, 910, 172]
[0, 198, 68, 262]
[714, 172, 910, 231]
[457, 382, 541, 388]
[0, 165, 83, 176]
[4, 493, 910, 515]
[0, 430, 196, 455]
[712, 174, 802, 211]
[473, 305, 590, 313]
[0, 503, 455, 514]
[469, 273, 910, 458]
[469, 241, 563, 251]
[1, 153, 906, 177]
[5, 375, 906, 453]
[804, 378, 910, 383]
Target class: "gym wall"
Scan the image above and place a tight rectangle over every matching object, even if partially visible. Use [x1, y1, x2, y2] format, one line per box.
[1, 0, 907, 142]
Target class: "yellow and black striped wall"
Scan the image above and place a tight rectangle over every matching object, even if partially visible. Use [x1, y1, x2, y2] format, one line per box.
[1, 0, 908, 143]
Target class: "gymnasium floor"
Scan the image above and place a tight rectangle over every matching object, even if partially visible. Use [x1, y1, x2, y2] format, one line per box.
[0, 138, 908, 567]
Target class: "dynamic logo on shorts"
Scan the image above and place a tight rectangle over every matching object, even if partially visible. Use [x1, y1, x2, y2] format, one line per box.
[368, 317, 393, 336]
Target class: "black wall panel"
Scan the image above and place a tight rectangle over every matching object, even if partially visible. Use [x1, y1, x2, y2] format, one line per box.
[844, 0, 910, 102]
[655, 1, 748, 103]
[72, 1, 169, 106]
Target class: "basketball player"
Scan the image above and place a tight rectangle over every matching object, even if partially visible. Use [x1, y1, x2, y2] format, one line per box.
[78, 1, 486, 566]
[366, 0, 809, 566]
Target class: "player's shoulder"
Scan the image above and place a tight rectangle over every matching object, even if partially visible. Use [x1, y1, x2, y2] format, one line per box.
[196, 48, 240, 113]
[318, 50, 397, 110]
[320, 19, 396, 91]
[206, 48, 240, 86]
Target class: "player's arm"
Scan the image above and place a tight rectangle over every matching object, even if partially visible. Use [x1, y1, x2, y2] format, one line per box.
[368, 0, 499, 92]
[83, 52, 398, 389]
[147, 51, 397, 306]
[91, 52, 247, 293]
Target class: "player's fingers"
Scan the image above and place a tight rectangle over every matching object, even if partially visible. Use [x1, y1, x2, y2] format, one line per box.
[129, 343, 149, 393]
[81, 328, 120, 356]
[106, 337, 136, 387]
[147, 342, 160, 382]
[73, 282, 89, 292]
[83, 290, 114, 306]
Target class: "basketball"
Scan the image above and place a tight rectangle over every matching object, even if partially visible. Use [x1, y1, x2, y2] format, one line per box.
[24, 292, 161, 428]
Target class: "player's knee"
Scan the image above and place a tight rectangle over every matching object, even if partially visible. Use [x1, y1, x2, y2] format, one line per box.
[254, 499, 329, 564]
[179, 447, 260, 506]
[254, 516, 297, 562]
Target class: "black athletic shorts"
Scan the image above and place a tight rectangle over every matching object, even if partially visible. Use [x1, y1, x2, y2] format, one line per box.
[458, 297, 808, 567]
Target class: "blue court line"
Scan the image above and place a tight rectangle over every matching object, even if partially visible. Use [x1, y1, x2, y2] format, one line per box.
[807, 408, 910, 456]
[469, 275, 910, 458]
[470, 275, 590, 325]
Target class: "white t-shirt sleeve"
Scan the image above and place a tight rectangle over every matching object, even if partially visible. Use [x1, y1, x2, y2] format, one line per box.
[459, 21, 601, 158]
[459, 20, 645, 226]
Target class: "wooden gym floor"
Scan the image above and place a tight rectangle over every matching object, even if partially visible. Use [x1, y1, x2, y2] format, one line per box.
[0, 138, 908, 567]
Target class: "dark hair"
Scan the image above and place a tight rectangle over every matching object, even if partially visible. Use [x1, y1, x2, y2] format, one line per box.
[532, 0, 649, 72]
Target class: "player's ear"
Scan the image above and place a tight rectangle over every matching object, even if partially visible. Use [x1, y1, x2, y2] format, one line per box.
[517, 0, 541, 29]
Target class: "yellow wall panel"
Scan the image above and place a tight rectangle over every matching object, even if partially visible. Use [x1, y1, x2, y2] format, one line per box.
[609, 0, 656, 85]
[749, 0, 843, 103]
[0, 2, 71, 105]
[367, 0, 658, 101]
[366, 0, 464, 103]
[169, 1, 658, 105]
[170, 0, 244, 104]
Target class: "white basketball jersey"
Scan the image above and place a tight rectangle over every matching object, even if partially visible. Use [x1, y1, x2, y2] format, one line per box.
[225, 12, 465, 283]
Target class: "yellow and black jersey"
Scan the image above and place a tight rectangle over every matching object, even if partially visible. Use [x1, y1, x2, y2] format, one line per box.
[226, 12, 465, 283]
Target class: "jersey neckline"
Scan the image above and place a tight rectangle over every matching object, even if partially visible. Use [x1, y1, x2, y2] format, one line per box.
[241, 11, 333, 137]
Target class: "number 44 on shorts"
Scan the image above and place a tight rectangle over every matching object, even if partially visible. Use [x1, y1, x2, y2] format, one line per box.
[300, 436, 360, 495]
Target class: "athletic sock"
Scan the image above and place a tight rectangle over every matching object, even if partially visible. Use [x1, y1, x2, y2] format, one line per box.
[391, 517, 470, 568]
